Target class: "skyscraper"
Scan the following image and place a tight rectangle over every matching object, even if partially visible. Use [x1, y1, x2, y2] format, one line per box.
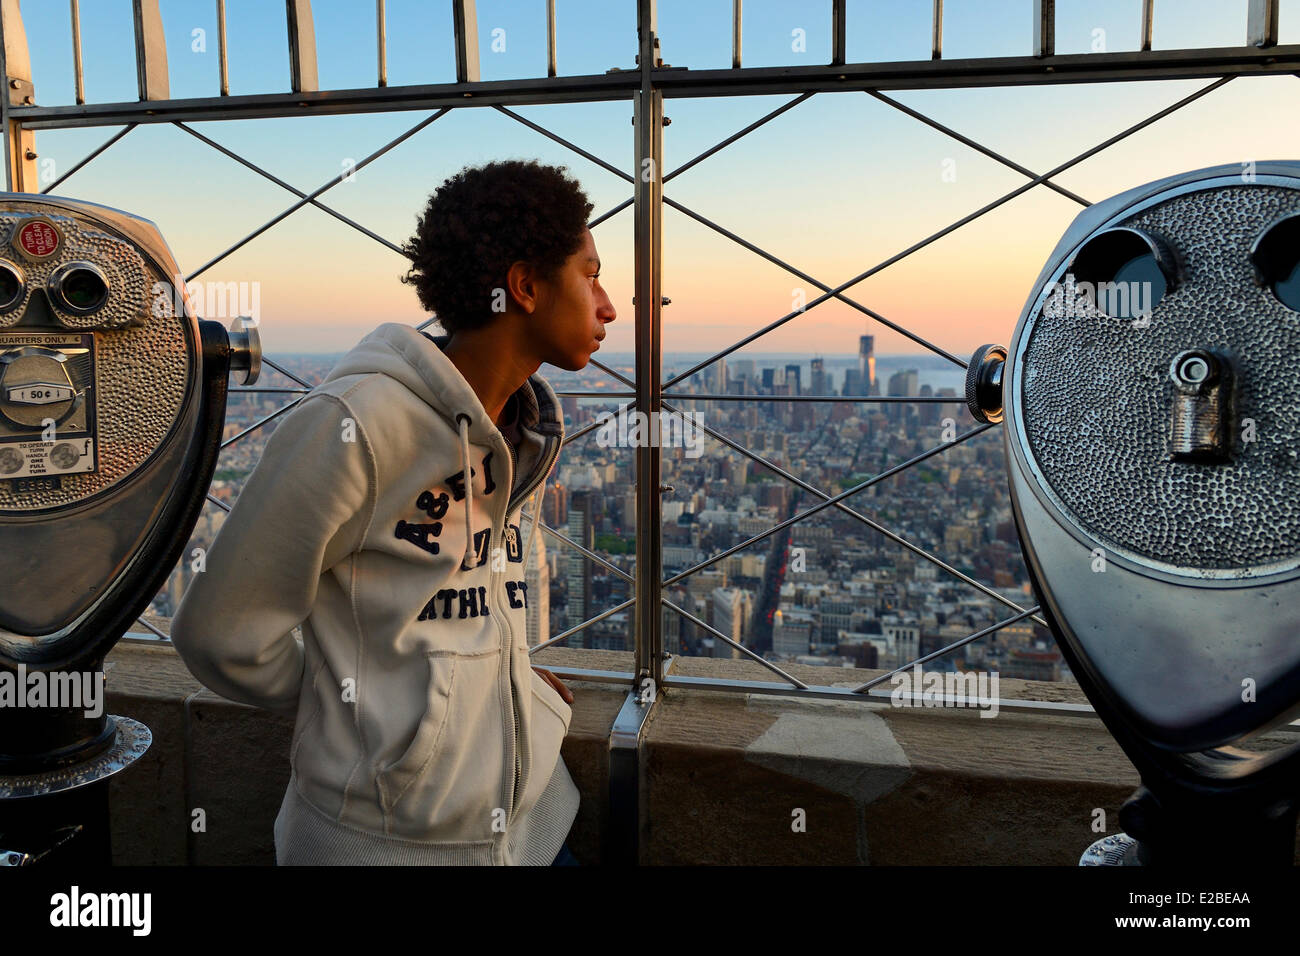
[810, 356, 826, 396]
[887, 368, 919, 426]
[858, 334, 876, 392]
[524, 523, 550, 648]
[784, 364, 801, 396]
[566, 489, 595, 646]
[711, 587, 752, 659]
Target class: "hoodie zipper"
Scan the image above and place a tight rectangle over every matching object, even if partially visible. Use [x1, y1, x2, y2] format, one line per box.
[500, 433, 560, 828]
[508, 433, 560, 514]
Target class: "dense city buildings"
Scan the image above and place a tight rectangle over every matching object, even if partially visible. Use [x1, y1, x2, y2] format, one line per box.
[154, 330, 1067, 683]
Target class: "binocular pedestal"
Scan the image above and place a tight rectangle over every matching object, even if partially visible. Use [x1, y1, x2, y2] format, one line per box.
[0, 714, 150, 866]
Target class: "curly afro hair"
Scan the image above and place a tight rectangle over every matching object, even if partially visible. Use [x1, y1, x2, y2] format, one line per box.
[400, 159, 594, 333]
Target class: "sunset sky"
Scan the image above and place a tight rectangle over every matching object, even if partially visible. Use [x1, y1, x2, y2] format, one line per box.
[15, 0, 1300, 358]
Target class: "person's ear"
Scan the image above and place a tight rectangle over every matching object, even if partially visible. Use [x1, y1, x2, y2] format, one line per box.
[506, 260, 544, 315]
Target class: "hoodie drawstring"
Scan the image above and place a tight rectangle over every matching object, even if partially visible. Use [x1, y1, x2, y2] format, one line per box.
[456, 413, 474, 570]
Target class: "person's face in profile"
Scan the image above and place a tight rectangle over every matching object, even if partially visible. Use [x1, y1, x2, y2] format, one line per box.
[531, 228, 616, 371]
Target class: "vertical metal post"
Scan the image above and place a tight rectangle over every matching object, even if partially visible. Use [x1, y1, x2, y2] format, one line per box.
[831, 0, 846, 67]
[70, 0, 84, 104]
[932, 0, 943, 60]
[1033, 0, 1054, 58]
[1247, 0, 1278, 48]
[1141, 0, 1154, 52]
[607, 0, 663, 867]
[132, 0, 169, 101]
[632, 0, 662, 693]
[1, 0, 35, 192]
[453, 0, 479, 84]
[286, 0, 319, 94]
[217, 0, 228, 95]
[546, 0, 556, 77]
[377, 0, 387, 86]
[732, 0, 742, 68]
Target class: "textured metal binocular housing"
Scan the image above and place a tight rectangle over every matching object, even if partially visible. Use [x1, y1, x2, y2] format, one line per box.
[967, 161, 1300, 865]
[0, 193, 258, 786]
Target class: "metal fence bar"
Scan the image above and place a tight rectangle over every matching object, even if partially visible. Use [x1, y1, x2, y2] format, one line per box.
[732, 0, 742, 69]
[865, 90, 1090, 206]
[217, 0, 228, 95]
[70, 0, 84, 104]
[1248, 0, 1279, 48]
[257, 354, 315, 390]
[932, 0, 943, 60]
[493, 104, 631, 183]
[660, 193, 970, 373]
[633, 0, 664, 689]
[554, 390, 637, 398]
[1034, 0, 1055, 59]
[173, 121, 405, 254]
[547, 0, 557, 77]
[13, 45, 1299, 130]
[661, 596, 810, 688]
[521, 510, 634, 582]
[1141, 0, 1154, 52]
[230, 386, 311, 394]
[587, 358, 635, 388]
[132, 0, 169, 101]
[132, 616, 168, 640]
[39, 124, 136, 193]
[220, 397, 304, 450]
[377, 0, 387, 87]
[590, 196, 633, 228]
[832, 0, 847, 67]
[530, 597, 637, 653]
[453, 0, 479, 84]
[664, 93, 815, 184]
[663, 392, 962, 403]
[183, 108, 451, 281]
[286, 0, 319, 93]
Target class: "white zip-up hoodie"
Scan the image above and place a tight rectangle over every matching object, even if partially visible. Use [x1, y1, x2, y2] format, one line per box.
[171, 322, 579, 865]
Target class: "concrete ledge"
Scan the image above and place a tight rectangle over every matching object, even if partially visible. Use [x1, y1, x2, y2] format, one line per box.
[100, 642, 1299, 864]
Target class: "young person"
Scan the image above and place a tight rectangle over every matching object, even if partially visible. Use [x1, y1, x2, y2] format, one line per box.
[171, 158, 616, 865]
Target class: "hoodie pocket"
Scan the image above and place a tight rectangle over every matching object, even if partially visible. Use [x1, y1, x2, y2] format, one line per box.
[376, 652, 456, 813]
[375, 648, 506, 841]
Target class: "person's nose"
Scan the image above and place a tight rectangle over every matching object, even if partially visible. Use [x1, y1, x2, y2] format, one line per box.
[597, 287, 616, 324]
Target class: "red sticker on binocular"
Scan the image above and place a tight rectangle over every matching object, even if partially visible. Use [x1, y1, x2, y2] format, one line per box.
[14, 218, 61, 260]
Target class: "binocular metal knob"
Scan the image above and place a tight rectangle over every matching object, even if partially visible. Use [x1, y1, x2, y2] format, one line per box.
[226, 316, 261, 386]
[965, 344, 1007, 425]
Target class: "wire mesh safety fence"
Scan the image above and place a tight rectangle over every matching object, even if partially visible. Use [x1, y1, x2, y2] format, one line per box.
[2, 0, 1298, 708]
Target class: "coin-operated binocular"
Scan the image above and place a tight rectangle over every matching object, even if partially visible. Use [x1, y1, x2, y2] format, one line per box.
[966, 161, 1300, 866]
[0, 194, 259, 865]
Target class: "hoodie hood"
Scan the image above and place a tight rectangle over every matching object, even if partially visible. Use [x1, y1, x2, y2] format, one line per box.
[322, 322, 563, 450]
